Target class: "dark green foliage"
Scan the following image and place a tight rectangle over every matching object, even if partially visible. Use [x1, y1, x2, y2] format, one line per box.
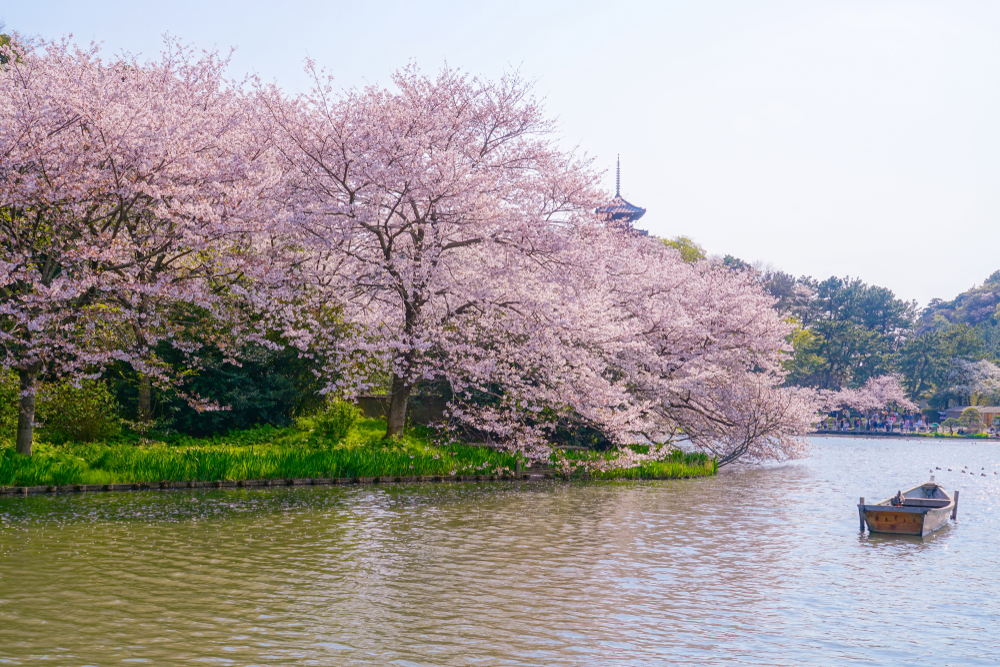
[779, 275, 915, 390]
[725, 261, 1000, 400]
[726, 256, 1000, 404]
[0, 371, 18, 434]
[958, 407, 984, 432]
[109, 342, 327, 437]
[725, 261, 919, 391]
[722, 255, 753, 272]
[36, 380, 121, 443]
[916, 272, 1000, 364]
[549, 421, 614, 450]
[443, 381, 619, 450]
[898, 323, 986, 400]
[0, 33, 12, 66]
[761, 270, 810, 315]
[974, 321, 1000, 360]
[1, 374, 121, 443]
[920, 407, 939, 420]
[918, 271, 1000, 333]
[313, 400, 361, 444]
[788, 319, 886, 389]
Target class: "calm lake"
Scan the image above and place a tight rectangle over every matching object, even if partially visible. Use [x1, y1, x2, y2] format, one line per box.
[1, 436, 998, 666]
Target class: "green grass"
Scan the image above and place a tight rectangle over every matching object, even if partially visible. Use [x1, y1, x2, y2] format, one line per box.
[558, 447, 716, 479]
[931, 431, 992, 439]
[0, 417, 717, 487]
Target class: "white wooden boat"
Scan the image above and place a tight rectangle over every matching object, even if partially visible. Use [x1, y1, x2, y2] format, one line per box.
[858, 477, 957, 536]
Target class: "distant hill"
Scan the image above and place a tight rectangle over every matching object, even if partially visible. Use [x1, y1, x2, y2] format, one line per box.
[917, 271, 1000, 334]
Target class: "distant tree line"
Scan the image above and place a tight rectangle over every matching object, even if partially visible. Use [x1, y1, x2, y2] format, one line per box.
[723, 258, 1000, 411]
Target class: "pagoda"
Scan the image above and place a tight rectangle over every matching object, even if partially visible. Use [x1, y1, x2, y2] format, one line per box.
[596, 156, 647, 235]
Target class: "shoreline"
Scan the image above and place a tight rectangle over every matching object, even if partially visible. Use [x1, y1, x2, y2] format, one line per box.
[0, 471, 711, 497]
[1, 417, 715, 489]
[810, 431, 1000, 441]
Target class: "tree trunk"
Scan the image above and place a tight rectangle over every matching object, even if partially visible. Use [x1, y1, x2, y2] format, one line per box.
[133, 300, 152, 424]
[137, 373, 152, 423]
[16, 364, 40, 456]
[385, 374, 411, 438]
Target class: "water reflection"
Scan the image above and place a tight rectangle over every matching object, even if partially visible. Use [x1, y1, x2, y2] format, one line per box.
[863, 526, 953, 547]
[0, 437, 998, 666]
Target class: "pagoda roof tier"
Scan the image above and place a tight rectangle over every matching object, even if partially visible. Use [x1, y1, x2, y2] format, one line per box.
[596, 195, 647, 223]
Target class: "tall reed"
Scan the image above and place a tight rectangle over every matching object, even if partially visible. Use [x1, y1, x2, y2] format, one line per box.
[0, 441, 517, 487]
[0, 420, 717, 487]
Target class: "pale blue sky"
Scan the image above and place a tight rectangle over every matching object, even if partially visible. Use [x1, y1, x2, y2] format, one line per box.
[6, 1, 1000, 306]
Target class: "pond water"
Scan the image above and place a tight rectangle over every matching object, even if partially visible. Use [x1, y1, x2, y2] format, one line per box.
[1, 436, 998, 666]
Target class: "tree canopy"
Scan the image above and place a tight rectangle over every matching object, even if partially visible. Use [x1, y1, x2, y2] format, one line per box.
[721, 258, 1000, 411]
[0, 38, 818, 466]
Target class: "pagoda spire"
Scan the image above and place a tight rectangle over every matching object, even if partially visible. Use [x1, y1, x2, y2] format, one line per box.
[616, 154, 620, 197]
[596, 153, 647, 235]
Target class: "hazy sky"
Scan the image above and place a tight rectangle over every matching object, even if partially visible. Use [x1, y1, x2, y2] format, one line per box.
[6, 1, 1000, 307]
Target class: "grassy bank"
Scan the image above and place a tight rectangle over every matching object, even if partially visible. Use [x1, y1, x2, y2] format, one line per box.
[0, 417, 716, 487]
[562, 447, 717, 479]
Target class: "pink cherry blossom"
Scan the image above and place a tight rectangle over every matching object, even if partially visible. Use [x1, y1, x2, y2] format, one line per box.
[822, 374, 917, 415]
[264, 64, 817, 467]
[0, 36, 292, 453]
[2, 34, 819, 465]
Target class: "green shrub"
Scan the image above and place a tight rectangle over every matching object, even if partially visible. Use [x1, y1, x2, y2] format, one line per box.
[37, 380, 121, 443]
[941, 418, 961, 435]
[313, 399, 361, 444]
[107, 341, 328, 437]
[0, 371, 18, 436]
[959, 407, 984, 433]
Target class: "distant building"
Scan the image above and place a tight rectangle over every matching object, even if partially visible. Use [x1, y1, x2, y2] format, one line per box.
[596, 156, 647, 236]
[942, 406, 1000, 427]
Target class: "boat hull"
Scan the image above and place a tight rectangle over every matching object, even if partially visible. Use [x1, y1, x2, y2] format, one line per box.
[862, 505, 952, 536]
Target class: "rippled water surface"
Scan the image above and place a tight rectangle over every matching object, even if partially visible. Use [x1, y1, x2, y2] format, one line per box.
[1, 437, 999, 666]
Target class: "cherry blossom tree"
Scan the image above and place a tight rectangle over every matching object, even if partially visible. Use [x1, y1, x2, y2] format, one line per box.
[263, 65, 604, 437]
[446, 224, 818, 467]
[264, 64, 817, 465]
[3, 32, 818, 466]
[0, 36, 289, 453]
[823, 374, 917, 415]
[943, 359, 1000, 406]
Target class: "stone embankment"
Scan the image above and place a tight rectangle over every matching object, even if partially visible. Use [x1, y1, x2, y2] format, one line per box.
[0, 471, 705, 497]
[0, 474, 537, 496]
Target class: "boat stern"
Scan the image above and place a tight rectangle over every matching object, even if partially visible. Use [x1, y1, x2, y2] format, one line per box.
[862, 506, 926, 536]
